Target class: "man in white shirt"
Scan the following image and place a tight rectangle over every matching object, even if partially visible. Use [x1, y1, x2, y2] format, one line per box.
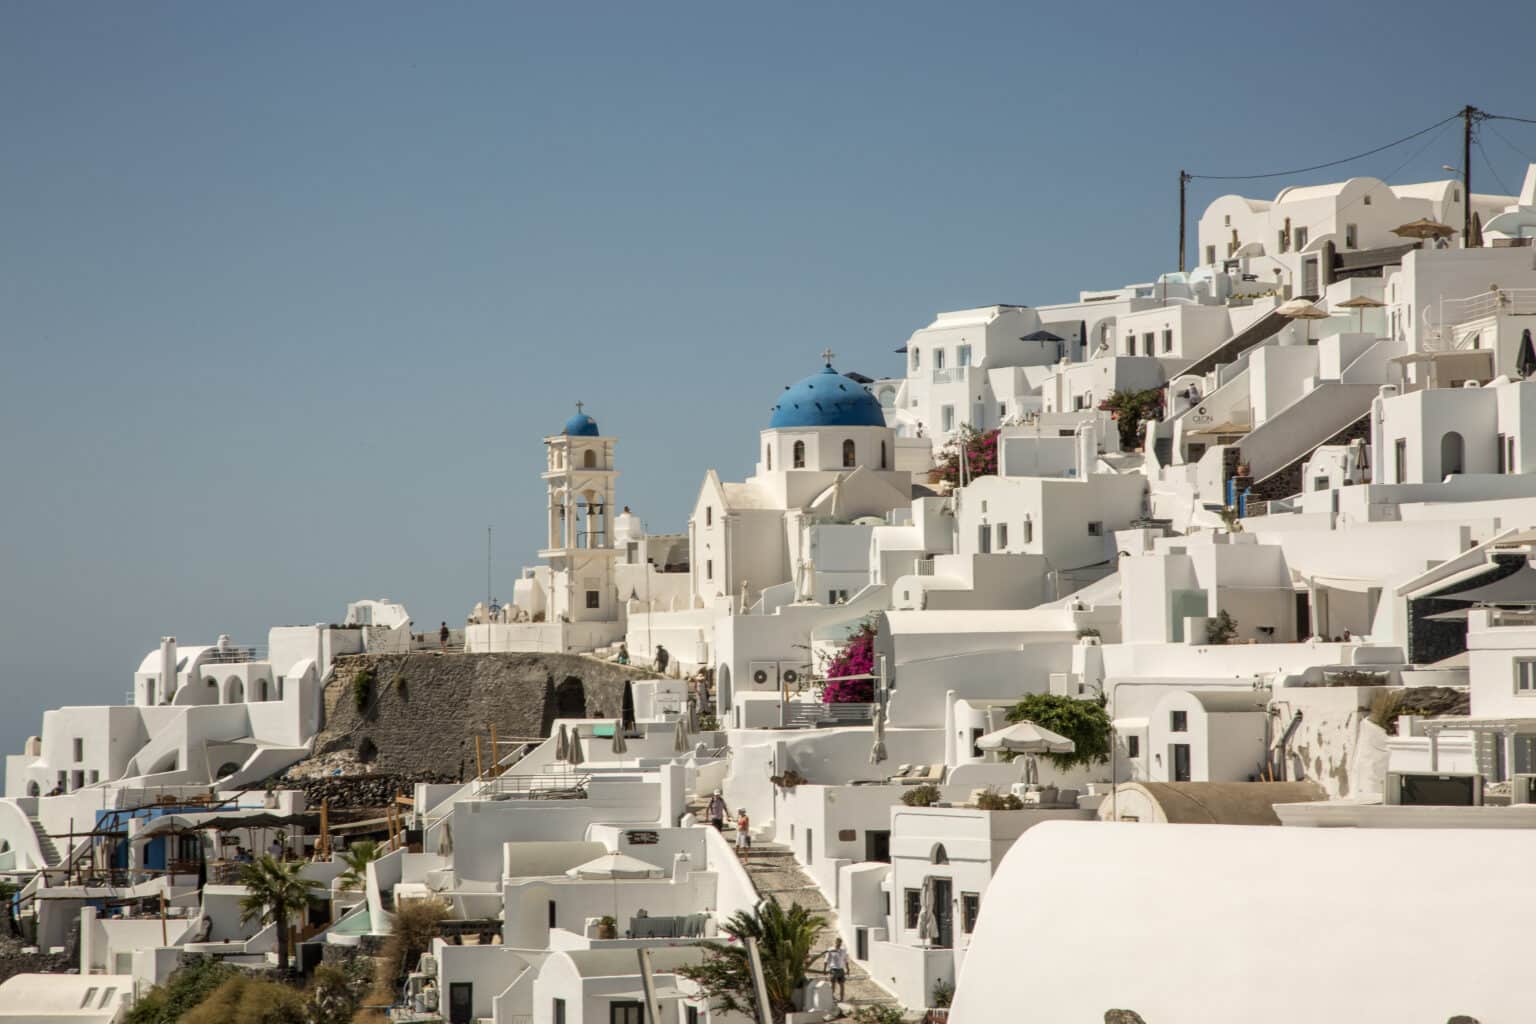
[824, 938, 849, 1002]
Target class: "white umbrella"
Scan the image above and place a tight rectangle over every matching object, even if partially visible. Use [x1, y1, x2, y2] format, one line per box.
[611, 721, 628, 756]
[974, 721, 1077, 755]
[869, 707, 887, 766]
[568, 730, 585, 767]
[916, 876, 937, 945]
[673, 718, 689, 754]
[554, 724, 570, 762]
[565, 852, 664, 879]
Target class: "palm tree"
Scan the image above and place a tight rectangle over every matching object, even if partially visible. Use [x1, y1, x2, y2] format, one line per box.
[238, 855, 319, 974]
[682, 896, 826, 1024]
[336, 840, 382, 892]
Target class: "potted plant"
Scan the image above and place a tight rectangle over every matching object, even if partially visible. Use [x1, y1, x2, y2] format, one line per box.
[596, 915, 618, 940]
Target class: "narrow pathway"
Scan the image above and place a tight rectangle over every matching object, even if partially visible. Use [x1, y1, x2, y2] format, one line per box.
[740, 841, 905, 1018]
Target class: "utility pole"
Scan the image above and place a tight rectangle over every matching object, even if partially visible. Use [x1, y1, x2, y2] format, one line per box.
[1461, 105, 1478, 245]
[1178, 170, 1191, 272]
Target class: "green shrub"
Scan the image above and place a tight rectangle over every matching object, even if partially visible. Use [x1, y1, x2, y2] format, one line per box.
[853, 1005, 906, 1024]
[931, 977, 955, 1008]
[973, 787, 1023, 811]
[352, 667, 376, 713]
[901, 783, 940, 807]
[1205, 610, 1238, 645]
[181, 977, 306, 1024]
[124, 959, 241, 1024]
[1005, 693, 1112, 771]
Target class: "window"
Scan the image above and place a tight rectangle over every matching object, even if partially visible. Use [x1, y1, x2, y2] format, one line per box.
[904, 888, 922, 929]
[582, 449, 597, 469]
[1170, 710, 1188, 732]
[610, 1002, 644, 1024]
[1022, 520, 1033, 544]
[1162, 328, 1173, 353]
[554, 999, 567, 1024]
[585, 590, 600, 609]
[1127, 735, 1140, 758]
[1345, 223, 1358, 249]
[705, 507, 713, 526]
[977, 524, 992, 554]
[1278, 229, 1289, 253]
[1394, 438, 1408, 484]
[1363, 193, 1372, 206]
[705, 559, 713, 581]
[957, 344, 972, 367]
[911, 348, 920, 371]
[766, 445, 771, 470]
[941, 406, 955, 432]
[1441, 431, 1465, 477]
[961, 892, 981, 934]
[931, 843, 949, 864]
[1507, 436, 1517, 474]
[686, 1006, 700, 1024]
[934, 348, 946, 370]
[1125, 333, 1135, 355]
[72, 738, 83, 762]
[87, 770, 99, 784]
[1087, 521, 1103, 537]
[1453, 187, 1461, 202]
[1142, 332, 1154, 356]
[998, 402, 1007, 420]
[793, 441, 805, 468]
[1516, 658, 1536, 693]
[548, 900, 557, 927]
[1294, 227, 1308, 249]
[1314, 476, 1329, 491]
[1205, 245, 1216, 265]
[996, 523, 1008, 549]
[843, 439, 856, 467]
[880, 440, 887, 469]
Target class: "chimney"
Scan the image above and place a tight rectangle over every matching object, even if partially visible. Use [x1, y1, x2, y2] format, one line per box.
[160, 636, 177, 704]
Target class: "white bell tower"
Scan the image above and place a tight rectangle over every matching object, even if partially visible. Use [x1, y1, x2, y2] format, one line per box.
[541, 402, 620, 623]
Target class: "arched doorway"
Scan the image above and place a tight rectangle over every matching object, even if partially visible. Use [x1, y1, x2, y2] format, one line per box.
[223, 678, 244, 704]
[555, 677, 586, 719]
[255, 679, 269, 702]
[1441, 431, 1465, 477]
[26, 781, 39, 798]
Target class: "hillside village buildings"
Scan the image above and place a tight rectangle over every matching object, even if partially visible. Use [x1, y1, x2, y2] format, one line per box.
[11, 168, 1536, 1022]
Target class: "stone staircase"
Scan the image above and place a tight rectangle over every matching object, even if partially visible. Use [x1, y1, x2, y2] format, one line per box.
[741, 841, 905, 1019]
[27, 816, 59, 866]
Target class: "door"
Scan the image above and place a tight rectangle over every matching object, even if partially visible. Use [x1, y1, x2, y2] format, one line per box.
[932, 878, 954, 949]
[1172, 744, 1192, 783]
[1301, 256, 1319, 296]
[865, 830, 891, 863]
[448, 983, 473, 1024]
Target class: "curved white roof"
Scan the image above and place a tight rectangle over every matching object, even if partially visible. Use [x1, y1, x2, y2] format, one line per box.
[953, 820, 1536, 1023]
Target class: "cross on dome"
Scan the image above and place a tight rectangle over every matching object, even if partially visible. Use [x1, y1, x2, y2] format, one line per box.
[575, 401, 584, 415]
[821, 348, 836, 366]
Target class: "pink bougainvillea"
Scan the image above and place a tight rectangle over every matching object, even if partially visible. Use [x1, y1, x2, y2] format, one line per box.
[822, 620, 876, 703]
[928, 426, 999, 488]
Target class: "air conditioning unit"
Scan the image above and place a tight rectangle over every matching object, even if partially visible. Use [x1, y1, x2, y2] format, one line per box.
[748, 662, 778, 688]
[778, 663, 804, 688]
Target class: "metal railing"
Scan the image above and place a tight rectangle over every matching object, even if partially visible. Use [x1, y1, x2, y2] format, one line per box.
[201, 646, 263, 665]
[1422, 287, 1536, 350]
[473, 771, 591, 799]
[930, 367, 969, 384]
[782, 702, 876, 728]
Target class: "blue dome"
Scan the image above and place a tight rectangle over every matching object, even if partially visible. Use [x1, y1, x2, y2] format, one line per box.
[563, 411, 600, 436]
[769, 366, 886, 429]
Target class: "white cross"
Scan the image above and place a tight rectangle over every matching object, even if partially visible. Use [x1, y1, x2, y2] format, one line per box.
[821, 348, 835, 366]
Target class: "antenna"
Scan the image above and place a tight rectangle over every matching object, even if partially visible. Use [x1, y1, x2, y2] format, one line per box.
[487, 525, 493, 609]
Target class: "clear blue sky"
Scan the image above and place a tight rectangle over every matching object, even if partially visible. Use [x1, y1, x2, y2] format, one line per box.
[5, 0, 1536, 754]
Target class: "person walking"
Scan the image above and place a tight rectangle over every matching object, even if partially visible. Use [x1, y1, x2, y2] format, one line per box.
[439, 622, 450, 651]
[823, 938, 849, 1003]
[735, 808, 751, 863]
[654, 644, 669, 674]
[707, 790, 727, 831]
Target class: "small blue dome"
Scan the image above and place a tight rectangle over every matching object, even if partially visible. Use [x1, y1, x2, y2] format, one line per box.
[563, 410, 600, 436]
[769, 365, 885, 429]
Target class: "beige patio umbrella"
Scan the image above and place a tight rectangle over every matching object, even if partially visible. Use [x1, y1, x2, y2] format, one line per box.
[976, 720, 1077, 786]
[568, 730, 585, 767]
[1335, 295, 1386, 332]
[673, 718, 689, 754]
[1392, 217, 1455, 241]
[611, 720, 628, 756]
[1276, 298, 1330, 343]
[554, 723, 570, 761]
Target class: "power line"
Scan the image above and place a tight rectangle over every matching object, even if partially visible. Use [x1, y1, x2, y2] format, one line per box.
[1486, 112, 1536, 127]
[1476, 138, 1513, 196]
[1486, 120, 1536, 166]
[1187, 111, 1461, 181]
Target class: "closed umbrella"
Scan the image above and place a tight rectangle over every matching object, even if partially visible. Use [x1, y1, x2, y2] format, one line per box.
[568, 730, 585, 767]
[869, 707, 887, 766]
[1518, 329, 1536, 379]
[673, 718, 689, 754]
[437, 822, 453, 857]
[1335, 295, 1385, 333]
[1276, 298, 1330, 343]
[555, 724, 570, 762]
[917, 876, 937, 945]
[1470, 211, 1484, 248]
[611, 720, 628, 756]
[686, 696, 700, 734]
